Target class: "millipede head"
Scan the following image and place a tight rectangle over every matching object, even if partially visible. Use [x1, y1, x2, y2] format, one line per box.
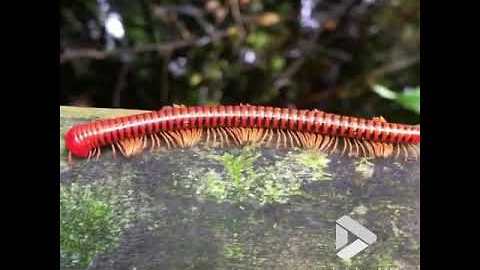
[64, 126, 92, 158]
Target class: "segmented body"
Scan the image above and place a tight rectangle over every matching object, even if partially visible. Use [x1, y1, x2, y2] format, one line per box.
[65, 104, 420, 160]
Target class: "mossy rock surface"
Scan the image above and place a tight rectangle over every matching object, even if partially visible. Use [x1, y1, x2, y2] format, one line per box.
[60, 106, 420, 270]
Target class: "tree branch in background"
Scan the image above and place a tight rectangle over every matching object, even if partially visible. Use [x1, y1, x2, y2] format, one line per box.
[60, 30, 231, 63]
[273, 0, 362, 95]
[140, 0, 160, 43]
[229, 0, 246, 40]
[327, 54, 420, 101]
[273, 58, 306, 91]
[112, 62, 131, 107]
[160, 52, 171, 104]
[366, 55, 420, 86]
[153, 4, 216, 36]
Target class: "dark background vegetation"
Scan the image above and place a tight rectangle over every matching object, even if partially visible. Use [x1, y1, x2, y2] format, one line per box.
[60, 0, 419, 123]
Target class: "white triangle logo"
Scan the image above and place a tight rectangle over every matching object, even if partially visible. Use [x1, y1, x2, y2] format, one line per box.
[336, 215, 377, 260]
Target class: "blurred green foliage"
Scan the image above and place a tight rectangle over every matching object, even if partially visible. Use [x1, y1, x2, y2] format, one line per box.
[61, 0, 419, 123]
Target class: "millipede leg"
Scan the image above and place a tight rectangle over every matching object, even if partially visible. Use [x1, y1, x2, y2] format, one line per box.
[364, 141, 375, 158]
[239, 128, 247, 145]
[195, 128, 204, 146]
[401, 144, 409, 161]
[168, 131, 181, 148]
[259, 128, 270, 146]
[293, 131, 302, 148]
[247, 128, 254, 145]
[413, 144, 420, 159]
[375, 142, 384, 158]
[275, 130, 281, 149]
[142, 136, 148, 149]
[118, 139, 129, 157]
[185, 129, 196, 148]
[217, 128, 225, 148]
[340, 138, 348, 157]
[116, 142, 126, 157]
[394, 144, 401, 159]
[295, 131, 305, 148]
[323, 136, 334, 154]
[384, 143, 394, 158]
[174, 131, 185, 148]
[241, 128, 250, 145]
[366, 141, 378, 158]
[68, 151, 73, 165]
[377, 143, 385, 158]
[301, 132, 310, 149]
[185, 130, 192, 147]
[157, 132, 167, 149]
[235, 128, 245, 145]
[95, 147, 101, 160]
[184, 129, 192, 147]
[230, 128, 239, 145]
[285, 130, 293, 148]
[245, 128, 251, 144]
[292, 130, 300, 148]
[265, 129, 274, 148]
[309, 133, 318, 149]
[380, 143, 386, 158]
[352, 138, 365, 157]
[111, 144, 117, 159]
[319, 136, 330, 152]
[349, 139, 356, 157]
[407, 144, 419, 160]
[353, 139, 361, 157]
[329, 136, 339, 155]
[211, 128, 218, 147]
[87, 149, 93, 161]
[222, 128, 231, 146]
[287, 130, 300, 148]
[149, 134, 156, 152]
[347, 138, 354, 157]
[181, 130, 189, 147]
[224, 128, 239, 146]
[159, 132, 172, 149]
[154, 133, 162, 150]
[348, 139, 354, 157]
[322, 136, 332, 153]
[355, 139, 366, 158]
[251, 128, 260, 145]
[166, 131, 178, 148]
[314, 134, 323, 150]
[205, 128, 211, 146]
[280, 129, 287, 148]
[348, 138, 355, 157]
[251, 128, 259, 145]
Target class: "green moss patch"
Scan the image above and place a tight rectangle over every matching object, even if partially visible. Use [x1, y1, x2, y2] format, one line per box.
[175, 148, 332, 205]
[60, 182, 137, 269]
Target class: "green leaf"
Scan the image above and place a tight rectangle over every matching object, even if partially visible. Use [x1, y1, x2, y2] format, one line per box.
[373, 85, 420, 114]
[396, 87, 420, 114]
[372, 85, 397, 100]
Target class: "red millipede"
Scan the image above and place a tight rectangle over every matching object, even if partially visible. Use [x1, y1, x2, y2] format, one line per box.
[64, 104, 420, 162]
